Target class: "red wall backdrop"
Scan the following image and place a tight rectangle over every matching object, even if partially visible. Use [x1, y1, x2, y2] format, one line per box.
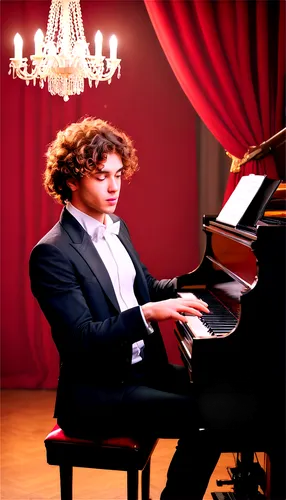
[1, 0, 199, 388]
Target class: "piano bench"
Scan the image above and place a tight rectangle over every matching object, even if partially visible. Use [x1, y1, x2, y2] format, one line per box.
[44, 424, 158, 500]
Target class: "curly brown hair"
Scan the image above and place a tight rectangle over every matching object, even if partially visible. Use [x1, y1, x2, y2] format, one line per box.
[44, 117, 139, 204]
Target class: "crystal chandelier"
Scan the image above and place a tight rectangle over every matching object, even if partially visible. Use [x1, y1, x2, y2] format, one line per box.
[9, 0, 121, 101]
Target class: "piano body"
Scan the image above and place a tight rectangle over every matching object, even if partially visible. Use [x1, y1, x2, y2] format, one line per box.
[174, 194, 286, 499]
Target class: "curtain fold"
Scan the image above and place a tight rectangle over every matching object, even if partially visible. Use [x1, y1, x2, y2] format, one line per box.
[144, 0, 285, 201]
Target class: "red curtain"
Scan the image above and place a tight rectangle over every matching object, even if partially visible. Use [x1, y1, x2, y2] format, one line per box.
[1, 0, 199, 388]
[144, 0, 285, 201]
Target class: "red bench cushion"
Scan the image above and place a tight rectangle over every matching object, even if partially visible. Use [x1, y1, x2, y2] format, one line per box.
[44, 424, 140, 449]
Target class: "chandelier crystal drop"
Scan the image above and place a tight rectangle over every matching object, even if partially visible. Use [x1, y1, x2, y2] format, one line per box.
[9, 0, 121, 101]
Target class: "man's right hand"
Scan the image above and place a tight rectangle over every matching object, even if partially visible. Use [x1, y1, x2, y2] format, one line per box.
[142, 297, 209, 324]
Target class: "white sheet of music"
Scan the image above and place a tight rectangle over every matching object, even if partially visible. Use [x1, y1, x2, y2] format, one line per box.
[216, 174, 266, 226]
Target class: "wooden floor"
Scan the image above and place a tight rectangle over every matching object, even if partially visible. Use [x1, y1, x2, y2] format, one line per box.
[1, 390, 266, 500]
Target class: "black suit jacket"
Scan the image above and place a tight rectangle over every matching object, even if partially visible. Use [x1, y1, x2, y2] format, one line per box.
[29, 208, 177, 417]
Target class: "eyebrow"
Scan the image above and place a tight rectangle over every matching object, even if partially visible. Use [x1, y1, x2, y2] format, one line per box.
[95, 166, 124, 174]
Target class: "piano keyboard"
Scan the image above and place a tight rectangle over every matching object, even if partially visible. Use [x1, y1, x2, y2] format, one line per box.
[179, 289, 238, 338]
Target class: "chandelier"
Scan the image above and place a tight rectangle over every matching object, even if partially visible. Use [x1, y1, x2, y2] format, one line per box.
[9, 0, 121, 101]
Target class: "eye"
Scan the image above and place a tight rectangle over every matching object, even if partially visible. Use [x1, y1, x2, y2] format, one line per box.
[95, 175, 106, 181]
[116, 172, 122, 178]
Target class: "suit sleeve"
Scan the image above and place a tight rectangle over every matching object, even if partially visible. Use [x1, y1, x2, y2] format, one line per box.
[29, 243, 150, 358]
[141, 263, 177, 301]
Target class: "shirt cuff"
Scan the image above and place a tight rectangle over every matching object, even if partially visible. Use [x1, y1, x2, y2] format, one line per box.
[139, 306, 154, 335]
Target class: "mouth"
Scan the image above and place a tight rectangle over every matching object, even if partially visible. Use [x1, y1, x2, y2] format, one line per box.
[106, 198, 117, 205]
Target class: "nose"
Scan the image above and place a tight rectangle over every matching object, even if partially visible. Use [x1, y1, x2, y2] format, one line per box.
[108, 176, 120, 192]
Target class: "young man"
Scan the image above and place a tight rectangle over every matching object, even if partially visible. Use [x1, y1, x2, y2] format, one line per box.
[29, 117, 220, 499]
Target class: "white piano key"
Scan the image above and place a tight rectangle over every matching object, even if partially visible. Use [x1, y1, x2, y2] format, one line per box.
[185, 315, 211, 337]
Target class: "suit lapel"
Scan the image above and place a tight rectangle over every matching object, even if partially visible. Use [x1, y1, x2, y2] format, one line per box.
[73, 235, 121, 311]
[60, 208, 120, 311]
[116, 228, 150, 305]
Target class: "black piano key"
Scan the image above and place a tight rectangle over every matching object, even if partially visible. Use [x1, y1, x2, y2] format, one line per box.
[193, 288, 238, 336]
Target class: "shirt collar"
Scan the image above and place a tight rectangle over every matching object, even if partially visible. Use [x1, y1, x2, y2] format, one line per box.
[66, 202, 113, 238]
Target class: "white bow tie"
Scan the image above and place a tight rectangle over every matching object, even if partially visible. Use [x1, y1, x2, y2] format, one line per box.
[91, 221, 120, 243]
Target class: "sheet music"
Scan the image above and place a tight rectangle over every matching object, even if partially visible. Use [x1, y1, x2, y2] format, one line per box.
[216, 174, 266, 226]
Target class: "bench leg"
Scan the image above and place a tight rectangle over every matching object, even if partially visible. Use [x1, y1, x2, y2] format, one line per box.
[59, 464, 73, 500]
[142, 460, 151, 500]
[127, 469, 139, 500]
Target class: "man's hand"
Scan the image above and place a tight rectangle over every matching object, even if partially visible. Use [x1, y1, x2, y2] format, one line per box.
[142, 297, 209, 323]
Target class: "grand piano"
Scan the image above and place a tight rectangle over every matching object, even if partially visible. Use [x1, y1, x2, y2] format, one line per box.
[174, 181, 286, 499]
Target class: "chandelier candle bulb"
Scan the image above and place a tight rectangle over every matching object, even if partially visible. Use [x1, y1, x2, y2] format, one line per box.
[109, 35, 117, 60]
[14, 33, 23, 60]
[34, 29, 44, 57]
[95, 30, 103, 58]
[9, 0, 121, 99]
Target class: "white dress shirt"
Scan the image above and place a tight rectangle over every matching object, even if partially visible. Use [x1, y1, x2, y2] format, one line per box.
[66, 203, 145, 364]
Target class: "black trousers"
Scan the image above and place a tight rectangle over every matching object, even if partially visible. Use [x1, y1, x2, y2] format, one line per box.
[58, 363, 262, 500]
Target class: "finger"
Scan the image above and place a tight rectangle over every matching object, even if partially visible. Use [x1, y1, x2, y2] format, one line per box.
[186, 309, 211, 317]
[180, 304, 210, 314]
[185, 308, 203, 317]
[199, 299, 209, 307]
[172, 311, 193, 322]
[176, 307, 203, 317]
[180, 298, 209, 308]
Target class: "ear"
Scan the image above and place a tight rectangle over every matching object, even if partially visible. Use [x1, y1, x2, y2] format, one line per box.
[66, 178, 79, 192]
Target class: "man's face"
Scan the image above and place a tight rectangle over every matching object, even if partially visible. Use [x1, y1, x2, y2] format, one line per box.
[68, 153, 122, 222]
